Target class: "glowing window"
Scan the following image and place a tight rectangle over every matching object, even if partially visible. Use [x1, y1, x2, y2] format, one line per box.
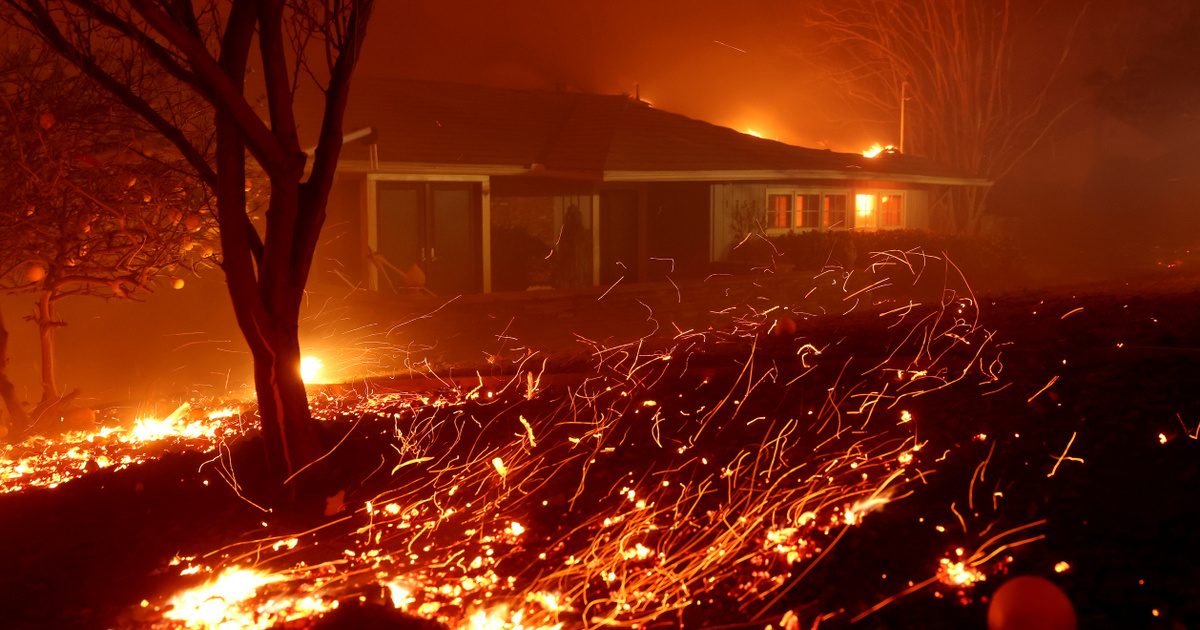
[855, 193, 875, 218]
[823, 194, 848, 228]
[855, 193, 877, 229]
[880, 194, 903, 227]
[766, 193, 791, 229]
[796, 194, 820, 228]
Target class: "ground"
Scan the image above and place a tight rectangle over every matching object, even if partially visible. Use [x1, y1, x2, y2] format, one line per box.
[0, 263, 1198, 629]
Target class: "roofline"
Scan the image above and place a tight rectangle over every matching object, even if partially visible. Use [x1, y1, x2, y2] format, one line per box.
[337, 159, 531, 176]
[338, 159, 990, 187]
[602, 169, 991, 187]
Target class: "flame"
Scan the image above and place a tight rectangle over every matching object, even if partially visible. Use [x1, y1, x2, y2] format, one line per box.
[936, 558, 986, 587]
[161, 566, 336, 629]
[0, 403, 245, 493]
[299, 356, 324, 383]
[862, 143, 897, 158]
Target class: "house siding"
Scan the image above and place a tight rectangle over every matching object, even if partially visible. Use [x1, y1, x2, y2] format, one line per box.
[312, 174, 367, 290]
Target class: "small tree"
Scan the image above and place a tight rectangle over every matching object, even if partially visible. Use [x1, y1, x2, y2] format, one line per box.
[0, 45, 213, 434]
[2, 0, 375, 492]
[802, 0, 1087, 233]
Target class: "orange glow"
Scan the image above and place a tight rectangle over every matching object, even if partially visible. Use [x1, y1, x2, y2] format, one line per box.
[743, 128, 764, 138]
[0, 246, 1014, 629]
[937, 558, 985, 587]
[862, 143, 897, 158]
[299, 356, 324, 383]
[855, 193, 876, 218]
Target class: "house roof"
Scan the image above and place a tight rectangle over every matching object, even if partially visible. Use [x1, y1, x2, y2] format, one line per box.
[315, 79, 986, 186]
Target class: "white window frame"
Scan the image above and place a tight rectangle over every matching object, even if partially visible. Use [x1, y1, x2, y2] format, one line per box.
[875, 190, 906, 230]
[764, 187, 853, 234]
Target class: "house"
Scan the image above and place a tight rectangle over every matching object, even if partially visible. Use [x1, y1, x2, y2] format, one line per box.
[311, 79, 987, 296]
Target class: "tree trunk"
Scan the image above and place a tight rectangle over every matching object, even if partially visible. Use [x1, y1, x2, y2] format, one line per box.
[248, 321, 322, 487]
[34, 291, 57, 404]
[0, 305, 30, 438]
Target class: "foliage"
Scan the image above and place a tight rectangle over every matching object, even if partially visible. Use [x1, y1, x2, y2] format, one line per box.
[0, 45, 213, 427]
[730, 229, 1021, 281]
[1, 0, 376, 488]
[0, 47, 214, 303]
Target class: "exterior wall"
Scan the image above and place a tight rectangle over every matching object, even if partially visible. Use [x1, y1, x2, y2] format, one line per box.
[311, 174, 367, 290]
[710, 182, 767, 262]
[905, 188, 931, 230]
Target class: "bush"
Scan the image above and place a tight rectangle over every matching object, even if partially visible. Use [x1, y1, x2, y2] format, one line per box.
[729, 230, 1021, 280]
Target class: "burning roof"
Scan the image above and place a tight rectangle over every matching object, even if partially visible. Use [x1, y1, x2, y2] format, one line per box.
[306, 79, 986, 185]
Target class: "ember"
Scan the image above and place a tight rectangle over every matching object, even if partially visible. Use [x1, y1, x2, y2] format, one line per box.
[104, 250, 1006, 628]
[0, 403, 247, 494]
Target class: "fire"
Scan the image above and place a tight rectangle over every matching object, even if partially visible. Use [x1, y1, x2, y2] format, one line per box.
[937, 557, 986, 587]
[130, 403, 214, 442]
[4, 247, 1017, 628]
[862, 143, 897, 158]
[299, 355, 324, 383]
[162, 566, 335, 629]
[0, 403, 246, 494]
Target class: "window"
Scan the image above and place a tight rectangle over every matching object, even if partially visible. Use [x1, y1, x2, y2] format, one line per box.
[880, 194, 903, 228]
[855, 193, 876, 230]
[764, 189, 852, 231]
[767, 193, 791, 229]
[796, 193, 820, 228]
[823, 194, 848, 229]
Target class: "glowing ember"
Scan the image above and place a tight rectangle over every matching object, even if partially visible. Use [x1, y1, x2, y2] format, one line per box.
[140, 248, 1000, 628]
[0, 403, 246, 494]
[162, 566, 336, 629]
[6, 247, 1017, 628]
[936, 557, 986, 587]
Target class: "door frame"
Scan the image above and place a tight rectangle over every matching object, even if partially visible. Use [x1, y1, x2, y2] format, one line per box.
[365, 173, 492, 293]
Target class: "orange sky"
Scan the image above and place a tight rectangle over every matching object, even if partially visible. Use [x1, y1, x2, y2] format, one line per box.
[354, 0, 1159, 154]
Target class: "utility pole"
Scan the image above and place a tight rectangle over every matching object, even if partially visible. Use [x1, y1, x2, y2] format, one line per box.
[899, 80, 908, 153]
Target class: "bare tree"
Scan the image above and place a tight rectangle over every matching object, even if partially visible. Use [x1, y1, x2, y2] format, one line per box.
[803, 0, 1086, 233]
[1, 1, 374, 491]
[0, 307, 29, 439]
[0, 46, 213, 433]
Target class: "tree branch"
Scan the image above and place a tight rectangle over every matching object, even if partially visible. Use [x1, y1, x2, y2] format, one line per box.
[126, 0, 294, 174]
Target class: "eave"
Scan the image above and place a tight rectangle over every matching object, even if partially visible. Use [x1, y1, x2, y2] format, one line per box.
[601, 168, 991, 187]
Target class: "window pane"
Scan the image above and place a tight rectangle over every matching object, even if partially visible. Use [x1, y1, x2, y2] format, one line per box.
[880, 194, 903, 227]
[796, 194, 820, 228]
[767, 194, 791, 229]
[855, 193, 876, 229]
[823, 194, 848, 229]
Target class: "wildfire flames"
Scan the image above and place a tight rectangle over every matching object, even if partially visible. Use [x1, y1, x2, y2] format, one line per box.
[862, 143, 898, 158]
[0, 403, 243, 494]
[1, 249, 1044, 628]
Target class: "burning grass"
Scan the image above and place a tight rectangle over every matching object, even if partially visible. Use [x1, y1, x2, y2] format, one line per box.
[1, 249, 1078, 628]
